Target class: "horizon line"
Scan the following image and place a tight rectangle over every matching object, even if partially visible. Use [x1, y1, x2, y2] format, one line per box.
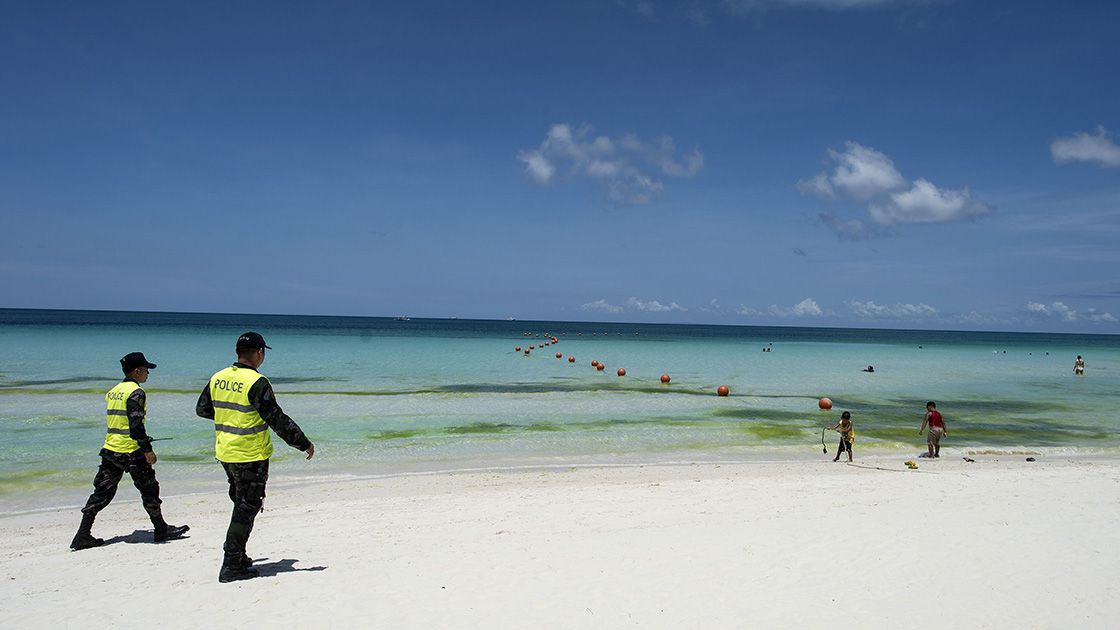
[1, 306, 1116, 339]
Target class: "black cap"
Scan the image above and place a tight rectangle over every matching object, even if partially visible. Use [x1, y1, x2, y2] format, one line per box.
[120, 352, 157, 372]
[236, 331, 272, 350]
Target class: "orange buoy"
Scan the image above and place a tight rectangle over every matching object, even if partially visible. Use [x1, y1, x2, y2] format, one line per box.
[818, 397, 833, 410]
[617, 368, 626, 376]
[568, 356, 575, 363]
[515, 346, 521, 352]
[556, 352, 562, 358]
[596, 364, 605, 371]
[591, 360, 599, 367]
[530, 345, 535, 350]
[523, 349, 530, 355]
[660, 374, 670, 384]
[717, 385, 730, 397]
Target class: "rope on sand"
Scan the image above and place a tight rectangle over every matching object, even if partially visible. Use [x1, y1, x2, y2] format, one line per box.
[845, 462, 970, 477]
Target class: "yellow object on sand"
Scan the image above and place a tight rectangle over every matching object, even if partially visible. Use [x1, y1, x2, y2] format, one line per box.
[905, 460, 918, 469]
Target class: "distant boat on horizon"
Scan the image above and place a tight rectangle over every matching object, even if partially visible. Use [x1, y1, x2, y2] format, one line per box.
[393, 316, 411, 321]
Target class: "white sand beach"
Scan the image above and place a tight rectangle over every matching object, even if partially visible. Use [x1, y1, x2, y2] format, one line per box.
[3, 456, 1118, 629]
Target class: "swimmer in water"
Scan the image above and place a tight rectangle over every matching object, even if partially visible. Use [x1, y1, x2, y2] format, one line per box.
[1074, 355, 1085, 375]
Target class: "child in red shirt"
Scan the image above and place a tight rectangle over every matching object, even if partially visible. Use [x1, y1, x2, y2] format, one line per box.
[919, 401, 947, 458]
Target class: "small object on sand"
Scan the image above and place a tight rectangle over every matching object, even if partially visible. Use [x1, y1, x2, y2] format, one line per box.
[905, 460, 918, 469]
[963, 457, 976, 463]
[1026, 457, 1036, 462]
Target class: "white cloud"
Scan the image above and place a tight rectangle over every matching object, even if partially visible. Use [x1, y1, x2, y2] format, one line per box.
[649, 136, 705, 177]
[797, 173, 836, 199]
[518, 123, 703, 205]
[1052, 301, 1077, 322]
[869, 178, 992, 225]
[697, 298, 723, 313]
[1025, 301, 1116, 323]
[517, 150, 555, 184]
[586, 160, 621, 178]
[1051, 126, 1120, 168]
[799, 142, 905, 201]
[580, 299, 623, 314]
[626, 297, 686, 312]
[954, 311, 1007, 326]
[1087, 309, 1118, 322]
[738, 298, 823, 318]
[580, 297, 686, 314]
[786, 298, 823, 317]
[801, 142, 992, 238]
[847, 300, 937, 319]
[608, 172, 664, 205]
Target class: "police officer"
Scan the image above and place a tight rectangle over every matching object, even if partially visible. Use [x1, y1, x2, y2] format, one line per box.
[196, 332, 315, 583]
[70, 352, 190, 550]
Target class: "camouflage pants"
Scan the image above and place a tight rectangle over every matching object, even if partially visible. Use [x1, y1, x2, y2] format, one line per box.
[221, 459, 269, 565]
[80, 448, 163, 525]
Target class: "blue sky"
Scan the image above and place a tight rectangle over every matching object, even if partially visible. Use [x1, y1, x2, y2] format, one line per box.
[1, 0, 1118, 332]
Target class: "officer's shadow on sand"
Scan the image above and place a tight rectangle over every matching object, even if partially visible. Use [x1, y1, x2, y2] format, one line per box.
[255, 558, 328, 578]
[93, 534, 326, 576]
[102, 529, 191, 545]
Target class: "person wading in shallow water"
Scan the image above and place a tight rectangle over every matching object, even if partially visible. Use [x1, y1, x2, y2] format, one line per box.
[70, 352, 189, 550]
[196, 332, 315, 583]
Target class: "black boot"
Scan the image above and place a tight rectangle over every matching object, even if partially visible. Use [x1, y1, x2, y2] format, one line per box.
[153, 524, 190, 542]
[219, 554, 260, 583]
[70, 513, 103, 551]
[70, 531, 104, 551]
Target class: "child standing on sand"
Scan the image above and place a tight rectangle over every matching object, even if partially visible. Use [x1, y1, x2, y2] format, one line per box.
[831, 411, 854, 462]
[919, 401, 947, 458]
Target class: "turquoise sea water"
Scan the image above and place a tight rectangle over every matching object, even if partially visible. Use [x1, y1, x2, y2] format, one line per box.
[2, 309, 1118, 510]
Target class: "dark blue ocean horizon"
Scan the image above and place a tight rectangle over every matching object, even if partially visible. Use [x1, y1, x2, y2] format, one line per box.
[2, 307, 1117, 347]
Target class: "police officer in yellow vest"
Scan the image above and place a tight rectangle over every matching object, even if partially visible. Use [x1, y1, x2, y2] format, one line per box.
[196, 332, 315, 583]
[70, 352, 190, 551]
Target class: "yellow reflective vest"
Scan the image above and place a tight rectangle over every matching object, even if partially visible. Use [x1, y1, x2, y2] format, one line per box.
[208, 365, 273, 463]
[104, 381, 143, 453]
